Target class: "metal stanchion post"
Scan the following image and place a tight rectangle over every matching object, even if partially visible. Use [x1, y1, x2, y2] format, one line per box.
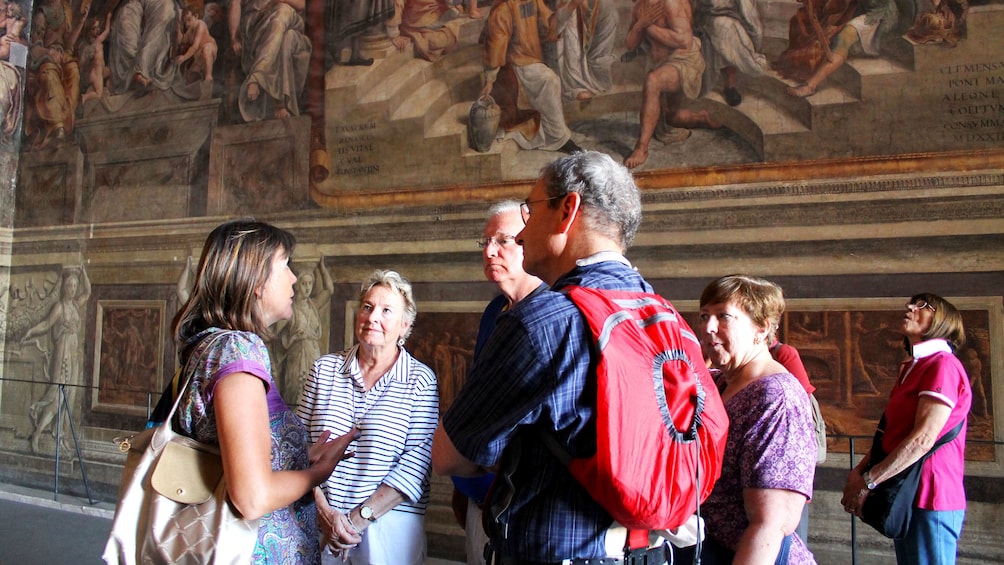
[850, 436, 857, 565]
[52, 384, 95, 505]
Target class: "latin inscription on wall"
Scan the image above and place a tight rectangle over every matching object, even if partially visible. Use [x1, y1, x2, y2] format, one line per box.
[941, 60, 1004, 145]
[332, 121, 380, 179]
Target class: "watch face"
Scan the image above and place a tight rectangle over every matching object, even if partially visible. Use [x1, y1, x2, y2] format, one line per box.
[360, 506, 374, 520]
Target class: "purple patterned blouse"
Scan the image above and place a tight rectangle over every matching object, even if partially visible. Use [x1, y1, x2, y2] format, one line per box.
[703, 372, 817, 564]
[175, 328, 320, 565]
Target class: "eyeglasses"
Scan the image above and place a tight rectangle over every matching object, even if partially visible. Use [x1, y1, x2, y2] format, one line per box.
[477, 235, 517, 249]
[907, 300, 936, 313]
[519, 195, 564, 224]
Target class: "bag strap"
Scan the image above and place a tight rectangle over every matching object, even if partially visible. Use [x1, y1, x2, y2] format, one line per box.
[871, 413, 965, 467]
[159, 330, 235, 429]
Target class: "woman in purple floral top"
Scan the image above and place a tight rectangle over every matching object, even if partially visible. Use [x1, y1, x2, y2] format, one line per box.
[172, 220, 357, 564]
[695, 275, 817, 565]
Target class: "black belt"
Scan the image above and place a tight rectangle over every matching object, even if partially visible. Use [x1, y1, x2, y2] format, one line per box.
[495, 543, 669, 565]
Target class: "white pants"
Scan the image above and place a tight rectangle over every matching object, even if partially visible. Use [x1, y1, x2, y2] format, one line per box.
[321, 510, 426, 565]
[465, 498, 489, 565]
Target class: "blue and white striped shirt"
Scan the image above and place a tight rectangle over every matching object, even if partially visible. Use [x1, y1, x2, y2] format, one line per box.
[296, 345, 439, 514]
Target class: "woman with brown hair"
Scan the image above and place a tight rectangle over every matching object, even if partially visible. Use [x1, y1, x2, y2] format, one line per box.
[172, 219, 356, 564]
[693, 274, 817, 564]
[841, 293, 971, 564]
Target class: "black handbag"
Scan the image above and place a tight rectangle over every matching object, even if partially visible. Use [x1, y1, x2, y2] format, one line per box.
[860, 415, 964, 539]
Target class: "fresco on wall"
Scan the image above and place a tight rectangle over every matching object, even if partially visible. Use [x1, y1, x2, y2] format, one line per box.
[270, 258, 333, 405]
[2, 263, 89, 454]
[11, 0, 1004, 219]
[92, 301, 163, 415]
[313, 0, 1004, 196]
[409, 309, 480, 414]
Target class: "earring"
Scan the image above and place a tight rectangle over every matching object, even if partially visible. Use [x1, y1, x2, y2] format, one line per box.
[397, 337, 405, 347]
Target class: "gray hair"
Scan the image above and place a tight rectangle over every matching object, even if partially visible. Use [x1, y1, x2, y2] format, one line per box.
[538, 151, 641, 250]
[359, 269, 417, 342]
[487, 199, 522, 219]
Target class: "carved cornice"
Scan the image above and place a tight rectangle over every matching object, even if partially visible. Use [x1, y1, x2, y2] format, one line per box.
[309, 149, 1004, 210]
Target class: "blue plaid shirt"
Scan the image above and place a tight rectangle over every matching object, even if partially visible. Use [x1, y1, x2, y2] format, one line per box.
[442, 258, 653, 561]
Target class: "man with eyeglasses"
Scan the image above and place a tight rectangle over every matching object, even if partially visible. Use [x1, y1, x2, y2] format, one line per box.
[451, 200, 547, 565]
[433, 151, 671, 565]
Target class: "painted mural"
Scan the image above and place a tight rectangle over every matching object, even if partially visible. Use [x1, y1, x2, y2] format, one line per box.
[7, 0, 1004, 218]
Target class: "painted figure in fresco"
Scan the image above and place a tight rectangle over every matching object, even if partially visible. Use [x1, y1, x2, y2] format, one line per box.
[693, 0, 770, 106]
[849, 311, 881, 395]
[0, 2, 27, 60]
[0, 2, 24, 145]
[772, 0, 857, 83]
[26, 0, 87, 148]
[906, 0, 967, 47]
[275, 257, 333, 405]
[785, 0, 899, 97]
[175, 254, 196, 305]
[480, 0, 581, 153]
[960, 344, 987, 418]
[387, 0, 463, 63]
[327, 0, 395, 66]
[78, 12, 111, 103]
[552, 0, 618, 101]
[623, 0, 720, 169]
[176, 4, 218, 83]
[107, 0, 180, 93]
[19, 264, 91, 454]
[230, 0, 311, 121]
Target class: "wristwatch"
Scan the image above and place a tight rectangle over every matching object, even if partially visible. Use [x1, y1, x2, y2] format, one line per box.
[862, 470, 878, 490]
[358, 505, 377, 522]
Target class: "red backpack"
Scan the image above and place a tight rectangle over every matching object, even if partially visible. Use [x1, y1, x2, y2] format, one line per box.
[553, 286, 729, 532]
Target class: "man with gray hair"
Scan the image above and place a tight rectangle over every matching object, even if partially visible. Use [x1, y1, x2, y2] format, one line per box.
[433, 151, 669, 564]
[450, 200, 547, 565]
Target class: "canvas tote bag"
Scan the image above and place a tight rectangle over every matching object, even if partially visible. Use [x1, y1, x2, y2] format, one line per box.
[103, 330, 258, 564]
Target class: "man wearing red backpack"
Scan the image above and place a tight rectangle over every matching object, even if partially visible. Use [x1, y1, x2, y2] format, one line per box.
[433, 151, 724, 565]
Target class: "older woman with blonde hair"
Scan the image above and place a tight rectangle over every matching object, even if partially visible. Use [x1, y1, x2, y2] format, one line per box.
[692, 274, 817, 564]
[297, 269, 439, 565]
[842, 293, 971, 564]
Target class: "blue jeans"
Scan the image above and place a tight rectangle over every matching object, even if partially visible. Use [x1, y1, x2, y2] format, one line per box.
[893, 508, 964, 565]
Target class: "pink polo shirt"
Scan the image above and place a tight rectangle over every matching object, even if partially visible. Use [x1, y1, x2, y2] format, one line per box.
[881, 339, 971, 511]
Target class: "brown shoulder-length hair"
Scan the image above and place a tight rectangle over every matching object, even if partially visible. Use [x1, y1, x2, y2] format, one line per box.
[910, 293, 966, 351]
[173, 219, 296, 345]
[699, 274, 786, 339]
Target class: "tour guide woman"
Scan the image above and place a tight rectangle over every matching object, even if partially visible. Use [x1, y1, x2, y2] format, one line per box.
[842, 293, 971, 564]
[172, 220, 357, 564]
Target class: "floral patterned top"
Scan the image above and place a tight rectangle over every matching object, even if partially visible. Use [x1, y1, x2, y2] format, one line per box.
[175, 328, 320, 565]
[703, 372, 817, 564]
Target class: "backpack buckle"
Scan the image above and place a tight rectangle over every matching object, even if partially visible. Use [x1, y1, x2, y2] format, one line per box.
[624, 543, 668, 565]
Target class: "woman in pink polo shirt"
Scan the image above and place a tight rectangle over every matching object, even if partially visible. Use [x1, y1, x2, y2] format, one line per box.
[841, 293, 971, 564]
